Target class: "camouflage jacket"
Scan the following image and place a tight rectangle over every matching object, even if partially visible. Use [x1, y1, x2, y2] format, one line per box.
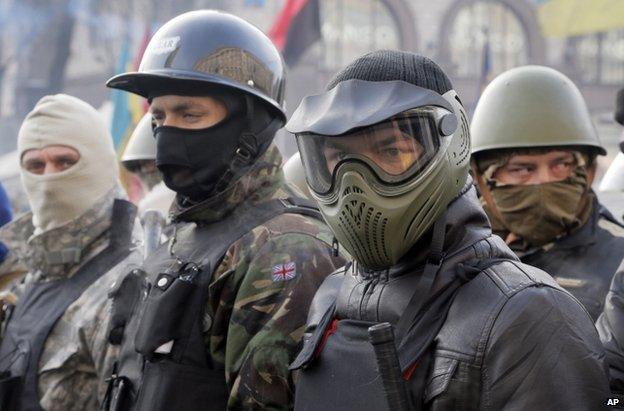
[169, 145, 347, 410]
[0, 248, 27, 293]
[0, 189, 142, 410]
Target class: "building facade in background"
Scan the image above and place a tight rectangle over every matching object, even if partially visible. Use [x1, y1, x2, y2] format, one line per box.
[0, 0, 623, 156]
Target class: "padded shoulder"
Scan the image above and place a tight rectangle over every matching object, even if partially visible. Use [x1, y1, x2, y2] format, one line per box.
[480, 260, 561, 297]
[435, 259, 565, 362]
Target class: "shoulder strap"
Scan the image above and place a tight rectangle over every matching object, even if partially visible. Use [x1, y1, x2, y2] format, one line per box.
[394, 212, 447, 339]
[16, 200, 136, 409]
[162, 197, 322, 363]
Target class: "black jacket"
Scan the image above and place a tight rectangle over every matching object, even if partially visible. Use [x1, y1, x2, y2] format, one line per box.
[294, 188, 609, 410]
[597, 265, 624, 393]
[514, 199, 624, 321]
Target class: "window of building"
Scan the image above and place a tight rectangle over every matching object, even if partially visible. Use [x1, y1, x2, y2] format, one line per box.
[445, 1, 530, 79]
[320, 0, 402, 70]
[572, 29, 624, 85]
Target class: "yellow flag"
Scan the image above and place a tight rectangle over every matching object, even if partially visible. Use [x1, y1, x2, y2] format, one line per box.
[538, 0, 624, 37]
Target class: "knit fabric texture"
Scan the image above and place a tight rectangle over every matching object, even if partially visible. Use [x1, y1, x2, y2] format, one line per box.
[326, 50, 453, 95]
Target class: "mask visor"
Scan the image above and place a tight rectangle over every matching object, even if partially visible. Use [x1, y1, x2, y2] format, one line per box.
[297, 107, 446, 195]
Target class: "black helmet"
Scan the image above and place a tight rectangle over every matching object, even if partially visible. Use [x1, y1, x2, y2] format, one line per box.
[106, 10, 286, 122]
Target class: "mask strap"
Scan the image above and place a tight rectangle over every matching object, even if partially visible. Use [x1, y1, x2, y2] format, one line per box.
[393, 212, 447, 339]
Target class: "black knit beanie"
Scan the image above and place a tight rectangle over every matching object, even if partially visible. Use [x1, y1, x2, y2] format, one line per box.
[326, 50, 453, 96]
[615, 88, 624, 126]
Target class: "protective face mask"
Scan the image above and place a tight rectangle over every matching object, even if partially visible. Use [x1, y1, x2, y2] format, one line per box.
[489, 169, 589, 246]
[22, 159, 114, 234]
[154, 117, 247, 201]
[18, 94, 119, 234]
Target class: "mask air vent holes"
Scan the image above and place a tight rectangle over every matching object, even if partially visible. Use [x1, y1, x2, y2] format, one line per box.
[339, 204, 375, 267]
[378, 213, 390, 263]
[365, 207, 380, 263]
[338, 185, 389, 267]
[343, 185, 364, 196]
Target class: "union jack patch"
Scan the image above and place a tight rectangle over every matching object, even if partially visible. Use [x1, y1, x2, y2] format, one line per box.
[272, 262, 297, 282]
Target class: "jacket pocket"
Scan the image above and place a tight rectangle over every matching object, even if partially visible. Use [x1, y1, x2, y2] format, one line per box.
[424, 356, 458, 402]
[134, 275, 197, 358]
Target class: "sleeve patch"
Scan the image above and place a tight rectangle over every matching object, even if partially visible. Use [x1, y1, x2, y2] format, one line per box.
[271, 262, 297, 282]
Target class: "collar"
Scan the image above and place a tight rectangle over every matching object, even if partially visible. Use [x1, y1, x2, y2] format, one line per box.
[513, 196, 606, 258]
[171, 144, 284, 224]
[0, 188, 120, 279]
[365, 182, 500, 282]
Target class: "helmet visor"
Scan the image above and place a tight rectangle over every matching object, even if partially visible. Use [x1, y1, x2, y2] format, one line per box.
[297, 107, 445, 195]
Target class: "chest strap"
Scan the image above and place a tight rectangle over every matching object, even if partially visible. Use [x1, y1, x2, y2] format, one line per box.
[0, 200, 136, 411]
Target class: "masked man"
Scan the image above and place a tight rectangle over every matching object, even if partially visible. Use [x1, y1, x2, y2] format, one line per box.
[287, 50, 609, 409]
[594, 88, 624, 394]
[597, 260, 624, 394]
[0, 94, 142, 410]
[103, 10, 345, 410]
[470, 65, 624, 321]
[121, 113, 175, 216]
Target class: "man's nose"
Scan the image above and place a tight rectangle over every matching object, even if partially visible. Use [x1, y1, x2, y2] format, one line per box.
[43, 161, 62, 175]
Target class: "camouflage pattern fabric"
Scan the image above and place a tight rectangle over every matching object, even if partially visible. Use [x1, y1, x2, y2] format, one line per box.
[482, 193, 624, 321]
[170, 145, 347, 410]
[0, 251, 27, 292]
[0, 188, 143, 410]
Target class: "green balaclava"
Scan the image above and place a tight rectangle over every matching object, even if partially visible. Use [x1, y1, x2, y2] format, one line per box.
[470, 66, 606, 247]
[476, 150, 593, 247]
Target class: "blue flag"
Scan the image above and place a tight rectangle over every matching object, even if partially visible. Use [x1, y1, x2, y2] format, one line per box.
[110, 41, 132, 149]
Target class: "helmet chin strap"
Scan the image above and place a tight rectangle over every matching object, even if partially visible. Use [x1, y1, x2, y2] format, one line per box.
[213, 95, 279, 194]
[471, 163, 507, 230]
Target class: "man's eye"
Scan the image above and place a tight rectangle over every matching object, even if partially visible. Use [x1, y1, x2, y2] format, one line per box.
[25, 162, 45, 172]
[379, 147, 404, 160]
[553, 161, 575, 171]
[508, 167, 532, 175]
[59, 159, 76, 168]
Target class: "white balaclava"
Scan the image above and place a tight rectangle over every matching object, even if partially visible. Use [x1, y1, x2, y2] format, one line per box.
[18, 94, 119, 233]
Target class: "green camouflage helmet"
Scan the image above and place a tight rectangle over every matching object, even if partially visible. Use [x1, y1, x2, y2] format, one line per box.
[471, 65, 606, 156]
[122, 113, 155, 165]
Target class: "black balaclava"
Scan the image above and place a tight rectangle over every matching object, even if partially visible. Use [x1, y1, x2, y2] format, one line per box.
[152, 83, 282, 202]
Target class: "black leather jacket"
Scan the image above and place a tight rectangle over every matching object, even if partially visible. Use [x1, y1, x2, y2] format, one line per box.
[516, 199, 624, 321]
[597, 264, 624, 393]
[295, 188, 609, 410]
